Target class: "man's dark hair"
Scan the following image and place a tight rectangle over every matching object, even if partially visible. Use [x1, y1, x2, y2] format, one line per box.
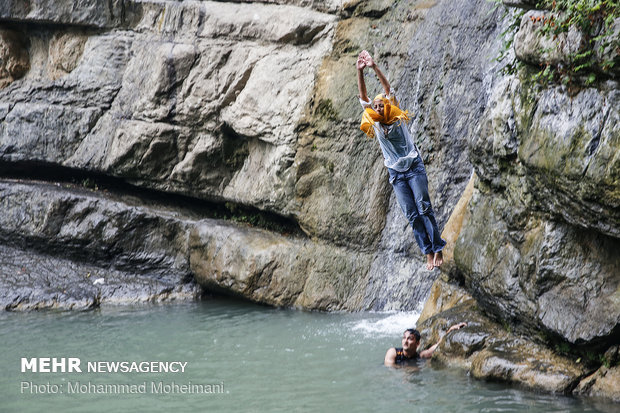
[405, 328, 421, 341]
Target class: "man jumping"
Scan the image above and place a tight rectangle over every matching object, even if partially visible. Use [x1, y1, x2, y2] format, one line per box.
[357, 50, 446, 270]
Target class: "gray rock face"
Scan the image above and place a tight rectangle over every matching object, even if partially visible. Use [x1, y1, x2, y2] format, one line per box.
[0, 180, 192, 277]
[0, 0, 508, 313]
[190, 220, 371, 310]
[458, 7, 620, 347]
[1, 244, 199, 311]
[0, 0, 128, 28]
[0, 178, 370, 310]
[0, 180, 200, 309]
[0, 28, 29, 88]
[454, 185, 620, 345]
[473, 75, 620, 238]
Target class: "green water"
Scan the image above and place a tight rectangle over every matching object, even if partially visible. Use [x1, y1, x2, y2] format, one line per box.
[1, 299, 614, 412]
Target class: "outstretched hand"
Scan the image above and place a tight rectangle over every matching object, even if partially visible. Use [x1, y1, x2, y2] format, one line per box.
[357, 50, 375, 70]
[447, 322, 467, 333]
[356, 54, 366, 70]
[362, 50, 375, 68]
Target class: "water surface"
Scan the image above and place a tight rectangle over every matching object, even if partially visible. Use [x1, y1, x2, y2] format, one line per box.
[1, 299, 613, 412]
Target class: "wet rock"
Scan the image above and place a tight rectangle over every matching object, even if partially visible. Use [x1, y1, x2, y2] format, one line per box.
[0, 1, 337, 223]
[469, 338, 586, 393]
[574, 365, 620, 402]
[48, 30, 88, 79]
[437, 172, 476, 275]
[0, 179, 373, 311]
[465, 29, 620, 351]
[0, 28, 29, 89]
[418, 278, 476, 326]
[0, 181, 192, 278]
[0, 244, 200, 311]
[0, 0, 127, 28]
[418, 287, 588, 394]
[474, 74, 620, 239]
[189, 219, 371, 310]
[514, 10, 584, 67]
[454, 186, 620, 345]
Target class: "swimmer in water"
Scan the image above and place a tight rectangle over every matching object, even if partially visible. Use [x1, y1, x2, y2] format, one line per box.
[384, 322, 467, 366]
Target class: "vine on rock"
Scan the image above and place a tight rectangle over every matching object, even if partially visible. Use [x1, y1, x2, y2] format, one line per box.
[493, 0, 620, 88]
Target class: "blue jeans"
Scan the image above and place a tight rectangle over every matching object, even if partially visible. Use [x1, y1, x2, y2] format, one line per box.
[387, 159, 446, 255]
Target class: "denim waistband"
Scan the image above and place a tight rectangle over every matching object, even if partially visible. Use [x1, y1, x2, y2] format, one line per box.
[387, 158, 425, 184]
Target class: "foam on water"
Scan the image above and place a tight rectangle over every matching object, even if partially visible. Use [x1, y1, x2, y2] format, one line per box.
[349, 310, 421, 337]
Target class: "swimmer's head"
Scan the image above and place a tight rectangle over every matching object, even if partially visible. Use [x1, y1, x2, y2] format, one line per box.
[402, 328, 420, 351]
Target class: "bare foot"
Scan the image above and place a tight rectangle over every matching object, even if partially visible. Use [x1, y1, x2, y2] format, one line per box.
[433, 251, 443, 267]
[426, 253, 434, 270]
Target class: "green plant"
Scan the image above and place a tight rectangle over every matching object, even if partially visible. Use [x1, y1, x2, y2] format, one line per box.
[491, 1, 526, 75]
[538, 0, 619, 84]
[492, 0, 620, 86]
[501, 319, 512, 334]
[80, 178, 98, 191]
[554, 341, 571, 355]
[600, 354, 612, 368]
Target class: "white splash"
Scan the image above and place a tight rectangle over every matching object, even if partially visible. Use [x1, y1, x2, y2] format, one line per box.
[350, 311, 421, 338]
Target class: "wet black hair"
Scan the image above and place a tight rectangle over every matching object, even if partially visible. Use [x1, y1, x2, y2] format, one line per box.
[404, 328, 421, 341]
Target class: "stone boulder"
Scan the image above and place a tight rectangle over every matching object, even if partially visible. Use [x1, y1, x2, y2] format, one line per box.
[514, 10, 584, 67]
[0, 28, 29, 89]
[190, 220, 371, 310]
[0, 0, 128, 28]
[574, 365, 620, 403]
[418, 279, 590, 394]
[0, 180, 200, 310]
[454, 185, 620, 345]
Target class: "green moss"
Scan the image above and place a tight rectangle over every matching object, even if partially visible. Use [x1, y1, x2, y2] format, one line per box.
[223, 202, 299, 235]
[315, 98, 339, 121]
[80, 178, 99, 191]
[502, 319, 513, 334]
[493, 0, 620, 87]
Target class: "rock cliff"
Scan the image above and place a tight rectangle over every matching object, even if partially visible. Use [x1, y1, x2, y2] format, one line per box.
[0, 0, 506, 311]
[416, 0, 619, 402]
[0, 0, 618, 401]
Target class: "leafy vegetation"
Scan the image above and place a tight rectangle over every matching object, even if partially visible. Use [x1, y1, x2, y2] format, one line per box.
[493, 0, 619, 87]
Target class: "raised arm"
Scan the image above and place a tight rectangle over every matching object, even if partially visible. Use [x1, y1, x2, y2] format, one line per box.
[419, 322, 467, 359]
[362, 51, 390, 96]
[357, 53, 369, 103]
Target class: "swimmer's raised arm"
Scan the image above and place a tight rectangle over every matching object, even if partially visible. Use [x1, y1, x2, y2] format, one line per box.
[419, 322, 467, 359]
